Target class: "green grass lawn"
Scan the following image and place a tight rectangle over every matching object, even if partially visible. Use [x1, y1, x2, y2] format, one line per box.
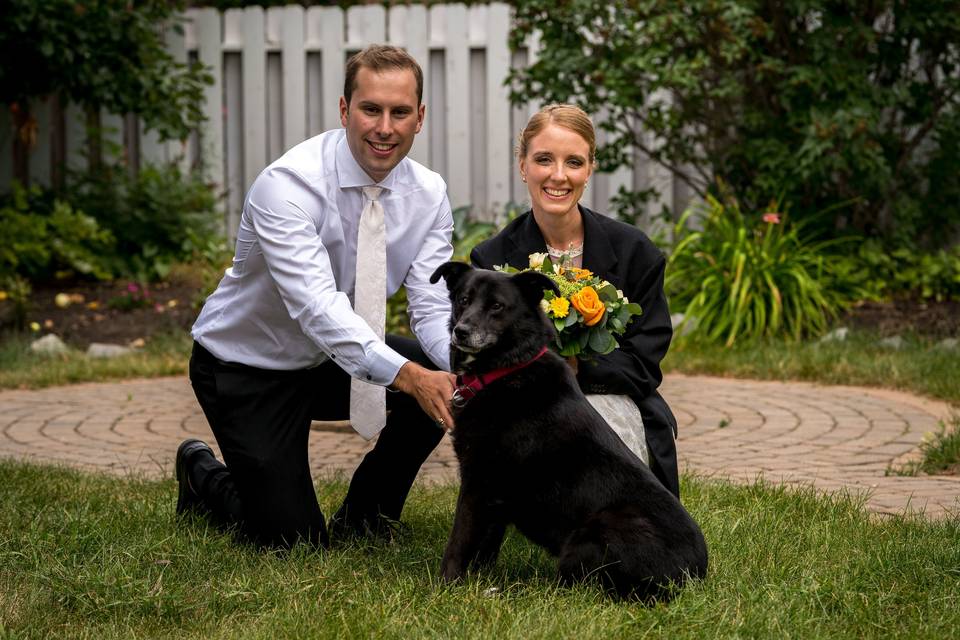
[1, 460, 958, 639]
[664, 332, 960, 405]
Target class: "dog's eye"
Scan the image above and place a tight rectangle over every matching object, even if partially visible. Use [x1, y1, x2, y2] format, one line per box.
[490, 302, 504, 311]
[457, 295, 469, 306]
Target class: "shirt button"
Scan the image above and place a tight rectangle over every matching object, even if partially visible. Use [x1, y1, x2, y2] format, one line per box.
[366, 375, 372, 380]
[330, 354, 336, 359]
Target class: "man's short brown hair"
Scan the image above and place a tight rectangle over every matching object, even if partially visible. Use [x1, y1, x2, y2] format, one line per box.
[344, 45, 424, 106]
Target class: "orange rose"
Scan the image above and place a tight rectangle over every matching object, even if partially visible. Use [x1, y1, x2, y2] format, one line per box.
[570, 286, 605, 326]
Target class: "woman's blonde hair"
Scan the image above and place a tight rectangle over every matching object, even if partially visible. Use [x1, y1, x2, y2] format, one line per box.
[516, 104, 596, 162]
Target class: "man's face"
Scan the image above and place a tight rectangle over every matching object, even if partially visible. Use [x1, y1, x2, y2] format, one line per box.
[340, 67, 424, 183]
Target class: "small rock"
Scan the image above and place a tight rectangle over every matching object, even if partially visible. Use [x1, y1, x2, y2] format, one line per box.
[87, 343, 134, 358]
[820, 327, 849, 343]
[671, 312, 698, 337]
[879, 335, 904, 349]
[935, 337, 958, 351]
[30, 334, 69, 355]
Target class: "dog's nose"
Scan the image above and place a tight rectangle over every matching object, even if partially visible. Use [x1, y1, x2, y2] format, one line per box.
[453, 325, 470, 342]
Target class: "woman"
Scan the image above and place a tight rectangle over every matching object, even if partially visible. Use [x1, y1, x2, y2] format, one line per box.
[470, 104, 681, 498]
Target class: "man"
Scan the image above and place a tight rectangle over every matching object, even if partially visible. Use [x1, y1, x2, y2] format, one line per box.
[176, 45, 457, 548]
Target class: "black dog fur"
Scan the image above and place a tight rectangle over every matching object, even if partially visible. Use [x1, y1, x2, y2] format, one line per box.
[430, 262, 708, 600]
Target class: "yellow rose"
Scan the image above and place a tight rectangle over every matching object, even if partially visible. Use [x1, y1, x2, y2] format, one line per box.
[570, 286, 605, 326]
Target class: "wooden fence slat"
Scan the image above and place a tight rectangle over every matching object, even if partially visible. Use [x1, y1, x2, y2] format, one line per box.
[194, 8, 225, 218]
[388, 5, 430, 167]
[165, 21, 190, 173]
[242, 6, 267, 190]
[314, 7, 345, 132]
[281, 5, 307, 151]
[346, 5, 386, 49]
[432, 4, 471, 210]
[485, 2, 512, 215]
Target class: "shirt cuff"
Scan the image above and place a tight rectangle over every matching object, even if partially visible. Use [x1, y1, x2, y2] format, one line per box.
[359, 341, 409, 387]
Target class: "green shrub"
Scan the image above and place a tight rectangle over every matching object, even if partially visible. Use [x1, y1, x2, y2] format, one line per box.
[65, 163, 226, 281]
[0, 183, 115, 282]
[832, 240, 960, 303]
[666, 194, 858, 345]
[509, 0, 960, 247]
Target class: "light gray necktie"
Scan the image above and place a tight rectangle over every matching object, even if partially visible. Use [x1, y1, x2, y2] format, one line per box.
[349, 186, 387, 439]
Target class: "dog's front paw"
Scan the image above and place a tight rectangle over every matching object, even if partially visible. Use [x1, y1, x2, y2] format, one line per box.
[440, 558, 466, 583]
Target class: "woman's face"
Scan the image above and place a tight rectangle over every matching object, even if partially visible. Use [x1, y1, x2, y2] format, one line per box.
[520, 123, 593, 222]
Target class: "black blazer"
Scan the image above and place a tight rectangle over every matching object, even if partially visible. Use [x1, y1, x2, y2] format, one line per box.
[471, 206, 680, 497]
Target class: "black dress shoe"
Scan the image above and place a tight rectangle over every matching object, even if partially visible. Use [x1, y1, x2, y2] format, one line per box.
[175, 439, 214, 516]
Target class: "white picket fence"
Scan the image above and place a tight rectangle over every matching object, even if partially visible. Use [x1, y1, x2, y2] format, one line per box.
[1, 3, 682, 238]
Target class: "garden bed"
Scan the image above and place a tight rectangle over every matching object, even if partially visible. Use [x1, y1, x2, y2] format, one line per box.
[5, 278, 958, 350]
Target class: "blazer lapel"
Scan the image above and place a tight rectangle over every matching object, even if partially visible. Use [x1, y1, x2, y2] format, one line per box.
[505, 212, 547, 269]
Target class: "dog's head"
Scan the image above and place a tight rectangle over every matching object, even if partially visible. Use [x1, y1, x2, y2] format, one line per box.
[430, 262, 559, 372]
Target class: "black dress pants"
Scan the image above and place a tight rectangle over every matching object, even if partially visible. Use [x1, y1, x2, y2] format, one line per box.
[187, 337, 445, 548]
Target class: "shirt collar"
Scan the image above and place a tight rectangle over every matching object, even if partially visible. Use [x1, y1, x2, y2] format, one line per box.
[335, 130, 403, 193]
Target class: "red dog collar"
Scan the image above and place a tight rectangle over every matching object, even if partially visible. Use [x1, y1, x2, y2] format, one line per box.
[452, 346, 549, 408]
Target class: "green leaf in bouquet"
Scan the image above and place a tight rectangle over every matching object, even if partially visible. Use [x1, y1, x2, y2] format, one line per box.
[563, 308, 580, 327]
[624, 302, 642, 316]
[597, 283, 619, 303]
[588, 326, 615, 353]
[608, 315, 625, 333]
[577, 329, 590, 349]
[543, 289, 556, 301]
[558, 338, 580, 357]
[540, 256, 555, 274]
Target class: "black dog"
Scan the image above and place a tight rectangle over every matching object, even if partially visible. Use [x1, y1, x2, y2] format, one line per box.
[429, 262, 708, 600]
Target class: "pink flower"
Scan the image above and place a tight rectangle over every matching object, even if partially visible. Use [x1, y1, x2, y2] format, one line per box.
[762, 212, 781, 224]
[127, 283, 139, 293]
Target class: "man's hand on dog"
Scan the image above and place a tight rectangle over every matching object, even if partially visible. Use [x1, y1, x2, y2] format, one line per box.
[391, 362, 458, 432]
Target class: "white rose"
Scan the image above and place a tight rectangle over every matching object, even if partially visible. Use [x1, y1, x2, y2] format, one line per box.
[529, 252, 548, 269]
[539, 299, 550, 314]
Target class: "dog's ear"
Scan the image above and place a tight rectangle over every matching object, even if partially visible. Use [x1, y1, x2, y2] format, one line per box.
[430, 261, 473, 291]
[511, 271, 560, 309]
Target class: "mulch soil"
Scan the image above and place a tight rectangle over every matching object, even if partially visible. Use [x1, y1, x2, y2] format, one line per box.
[3, 280, 202, 349]
[2, 280, 958, 349]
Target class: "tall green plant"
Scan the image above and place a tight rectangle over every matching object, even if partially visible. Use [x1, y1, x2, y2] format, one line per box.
[666, 195, 856, 345]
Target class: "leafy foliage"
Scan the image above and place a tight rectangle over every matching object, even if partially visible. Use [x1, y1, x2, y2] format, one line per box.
[0, 183, 115, 283]
[831, 240, 960, 303]
[64, 163, 227, 281]
[2, 0, 211, 142]
[509, 0, 960, 246]
[665, 194, 858, 345]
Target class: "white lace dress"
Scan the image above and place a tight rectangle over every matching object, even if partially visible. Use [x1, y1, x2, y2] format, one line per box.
[585, 394, 648, 465]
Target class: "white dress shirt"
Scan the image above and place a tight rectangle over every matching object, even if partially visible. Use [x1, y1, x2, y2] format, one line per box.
[192, 129, 453, 385]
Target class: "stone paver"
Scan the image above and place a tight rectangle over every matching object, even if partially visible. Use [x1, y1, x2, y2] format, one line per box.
[0, 374, 957, 519]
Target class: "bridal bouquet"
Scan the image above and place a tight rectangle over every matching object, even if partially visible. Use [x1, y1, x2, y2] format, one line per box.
[497, 253, 642, 357]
